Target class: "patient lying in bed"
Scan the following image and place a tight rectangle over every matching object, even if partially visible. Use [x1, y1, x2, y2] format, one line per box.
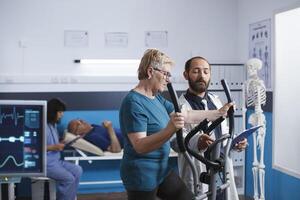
[67, 119, 123, 153]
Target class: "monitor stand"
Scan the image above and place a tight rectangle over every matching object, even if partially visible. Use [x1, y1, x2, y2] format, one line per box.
[0, 177, 21, 200]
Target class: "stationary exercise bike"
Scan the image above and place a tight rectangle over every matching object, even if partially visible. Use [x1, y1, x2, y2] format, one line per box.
[167, 79, 235, 200]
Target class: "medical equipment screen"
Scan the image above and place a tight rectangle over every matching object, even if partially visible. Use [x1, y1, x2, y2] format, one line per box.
[0, 100, 46, 177]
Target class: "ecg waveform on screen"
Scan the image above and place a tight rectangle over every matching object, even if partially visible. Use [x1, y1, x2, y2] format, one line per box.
[0, 106, 24, 126]
[0, 136, 24, 143]
[0, 155, 24, 168]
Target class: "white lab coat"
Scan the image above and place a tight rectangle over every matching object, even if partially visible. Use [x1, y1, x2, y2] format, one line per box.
[174, 93, 239, 200]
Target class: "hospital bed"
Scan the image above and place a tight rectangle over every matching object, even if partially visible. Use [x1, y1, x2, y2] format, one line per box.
[64, 149, 178, 186]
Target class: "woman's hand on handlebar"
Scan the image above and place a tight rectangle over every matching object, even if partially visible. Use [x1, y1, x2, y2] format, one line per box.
[169, 112, 185, 132]
[198, 134, 214, 151]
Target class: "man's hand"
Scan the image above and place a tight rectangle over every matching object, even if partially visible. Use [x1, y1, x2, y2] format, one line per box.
[218, 102, 235, 117]
[234, 138, 248, 152]
[102, 120, 113, 128]
[198, 134, 214, 151]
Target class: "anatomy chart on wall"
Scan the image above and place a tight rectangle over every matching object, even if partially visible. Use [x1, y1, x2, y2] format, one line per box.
[249, 19, 272, 91]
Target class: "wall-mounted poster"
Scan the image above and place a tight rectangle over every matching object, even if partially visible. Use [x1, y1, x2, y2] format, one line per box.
[64, 30, 89, 47]
[145, 31, 168, 47]
[105, 32, 128, 48]
[249, 19, 272, 91]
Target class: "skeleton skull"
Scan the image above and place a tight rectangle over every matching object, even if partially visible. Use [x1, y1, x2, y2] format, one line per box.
[246, 58, 262, 78]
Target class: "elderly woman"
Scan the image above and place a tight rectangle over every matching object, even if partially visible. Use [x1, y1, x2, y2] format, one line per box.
[119, 49, 233, 200]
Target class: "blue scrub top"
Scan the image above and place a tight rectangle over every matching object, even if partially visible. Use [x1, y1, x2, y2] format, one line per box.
[46, 123, 61, 166]
[119, 90, 174, 191]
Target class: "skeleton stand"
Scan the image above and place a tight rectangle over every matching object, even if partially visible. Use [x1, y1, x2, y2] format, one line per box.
[243, 58, 267, 200]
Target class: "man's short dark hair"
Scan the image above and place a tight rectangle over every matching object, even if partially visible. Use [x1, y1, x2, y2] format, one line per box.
[184, 56, 210, 72]
[47, 98, 66, 124]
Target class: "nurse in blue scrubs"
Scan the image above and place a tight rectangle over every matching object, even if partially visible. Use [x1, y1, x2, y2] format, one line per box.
[46, 98, 82, 200]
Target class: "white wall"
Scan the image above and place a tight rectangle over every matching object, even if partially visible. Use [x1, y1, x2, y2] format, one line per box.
[273, 5, 300, 179]
[0, 0, 239, 92]
[236, 0, 300, 61]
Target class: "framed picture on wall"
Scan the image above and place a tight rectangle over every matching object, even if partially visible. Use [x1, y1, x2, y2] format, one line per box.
[145, 31, 168, 48]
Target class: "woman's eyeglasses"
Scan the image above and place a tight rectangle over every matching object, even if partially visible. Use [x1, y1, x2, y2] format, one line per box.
[153, 67, 172, 79]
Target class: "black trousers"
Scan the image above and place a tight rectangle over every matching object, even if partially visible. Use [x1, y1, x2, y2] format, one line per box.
[127, 170, 194, 200]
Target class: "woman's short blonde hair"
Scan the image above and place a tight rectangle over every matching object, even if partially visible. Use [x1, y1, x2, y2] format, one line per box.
[138, 49, 174, 80]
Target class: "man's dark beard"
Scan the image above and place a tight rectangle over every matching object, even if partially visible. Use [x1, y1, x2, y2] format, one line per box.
[188, 79, 210, 94]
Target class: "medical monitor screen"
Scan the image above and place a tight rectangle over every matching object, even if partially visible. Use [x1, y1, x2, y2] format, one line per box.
[0, 100, 46, 177]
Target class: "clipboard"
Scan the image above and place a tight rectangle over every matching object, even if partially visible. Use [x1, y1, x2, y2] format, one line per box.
[63, 132, 104, 156]
[231, 125, 262, 149]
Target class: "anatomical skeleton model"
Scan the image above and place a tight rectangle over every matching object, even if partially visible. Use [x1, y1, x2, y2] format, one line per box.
[243, 58, 267, 200]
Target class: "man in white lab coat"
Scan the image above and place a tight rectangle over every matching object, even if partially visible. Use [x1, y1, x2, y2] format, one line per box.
[172, 56, 247, 200]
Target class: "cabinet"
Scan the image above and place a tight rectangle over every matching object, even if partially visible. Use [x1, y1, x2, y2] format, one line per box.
[209, 63, 246, 195]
